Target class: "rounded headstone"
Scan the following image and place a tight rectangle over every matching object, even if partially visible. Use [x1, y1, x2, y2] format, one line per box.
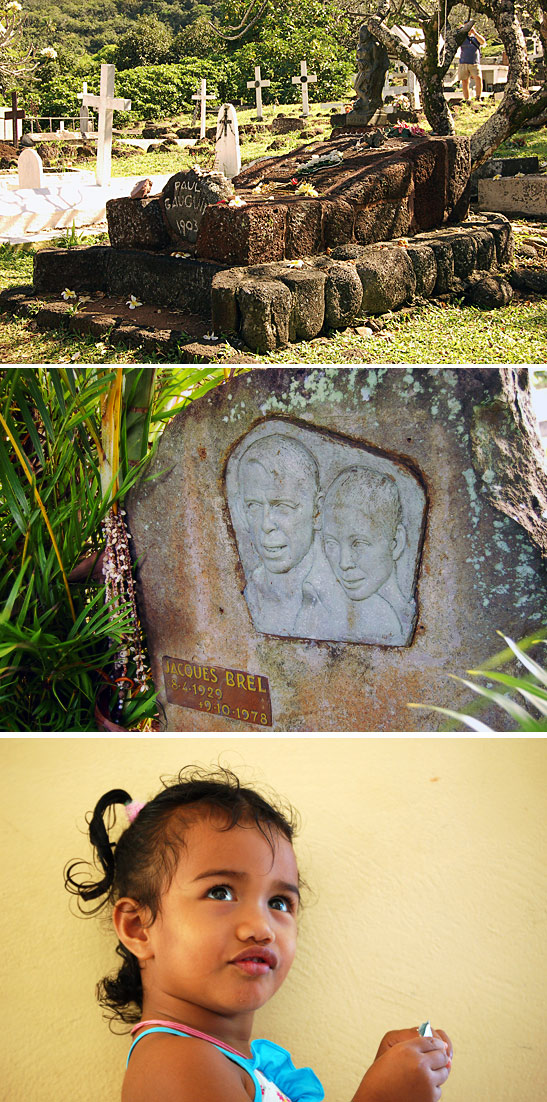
[161, 167, 233, 246]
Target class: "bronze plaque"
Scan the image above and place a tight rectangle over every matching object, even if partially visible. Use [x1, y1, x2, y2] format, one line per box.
[163, 656, 272, 727]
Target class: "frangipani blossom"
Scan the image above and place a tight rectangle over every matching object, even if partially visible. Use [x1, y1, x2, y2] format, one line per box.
[126, 295, 142, 309]
[61, 288, 76, 301]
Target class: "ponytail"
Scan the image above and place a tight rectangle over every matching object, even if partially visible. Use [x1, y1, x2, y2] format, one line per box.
[65, 788, 132, 911]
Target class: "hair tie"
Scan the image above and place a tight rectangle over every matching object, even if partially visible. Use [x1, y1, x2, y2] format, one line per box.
[125, 799, 146, 824]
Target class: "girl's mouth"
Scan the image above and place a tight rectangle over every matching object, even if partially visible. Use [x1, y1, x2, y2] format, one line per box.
[232, 958, 272, 976]
[230, 947, 278, 975]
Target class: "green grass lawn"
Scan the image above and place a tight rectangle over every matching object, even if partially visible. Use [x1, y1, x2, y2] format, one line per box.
[1, 100, 546, 365]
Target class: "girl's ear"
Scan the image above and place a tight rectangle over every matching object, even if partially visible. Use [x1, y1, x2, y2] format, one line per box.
[113, 898, 155, 961]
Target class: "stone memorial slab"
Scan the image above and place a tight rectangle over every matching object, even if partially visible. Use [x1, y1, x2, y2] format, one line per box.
[18, 147, 43, 188]
[161, 166, 233, 246]
[215, 103, 241, 180]
[478, 174, 547, 217]
[127, 368, 547, 733]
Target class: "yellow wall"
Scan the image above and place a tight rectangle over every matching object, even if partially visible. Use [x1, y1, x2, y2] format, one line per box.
[2, 738, 546, 1102]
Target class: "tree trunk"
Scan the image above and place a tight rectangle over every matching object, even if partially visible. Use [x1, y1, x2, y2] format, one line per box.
[470, 0, 547, 169]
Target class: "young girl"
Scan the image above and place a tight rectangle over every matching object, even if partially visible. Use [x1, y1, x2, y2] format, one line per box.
[66, 767, 453, 1102]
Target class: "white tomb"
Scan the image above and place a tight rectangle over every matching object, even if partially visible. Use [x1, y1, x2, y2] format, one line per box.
[214, 103, 241, 179]
[18, 148, 43, 188]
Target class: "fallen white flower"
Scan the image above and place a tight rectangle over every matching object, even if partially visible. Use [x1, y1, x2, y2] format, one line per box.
[203, 332, 219, 341]
[61, 288, 76, 301]
[127, 295, 142, 309]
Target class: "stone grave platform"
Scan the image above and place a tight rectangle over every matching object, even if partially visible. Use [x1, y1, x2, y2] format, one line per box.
[17, 213, 514, 353]
[478, 174, 547, 217]
[106, 133, 471, 265]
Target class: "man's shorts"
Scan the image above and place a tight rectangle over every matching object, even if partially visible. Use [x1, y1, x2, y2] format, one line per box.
[458, 63, 481, 79]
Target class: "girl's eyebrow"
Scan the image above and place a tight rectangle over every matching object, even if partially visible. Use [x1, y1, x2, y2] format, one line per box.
[192, 868, 301, 899]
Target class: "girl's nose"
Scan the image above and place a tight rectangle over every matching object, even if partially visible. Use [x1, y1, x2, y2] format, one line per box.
[236, 907, 274, 943]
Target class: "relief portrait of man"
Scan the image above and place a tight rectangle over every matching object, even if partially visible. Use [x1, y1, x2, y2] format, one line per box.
[236, 434, 336, 636]
[321, 465, 416, 645]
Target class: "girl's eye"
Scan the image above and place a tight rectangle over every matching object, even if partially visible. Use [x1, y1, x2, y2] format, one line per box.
[206, 885, 234, 902]
[269, 896, 293, 913]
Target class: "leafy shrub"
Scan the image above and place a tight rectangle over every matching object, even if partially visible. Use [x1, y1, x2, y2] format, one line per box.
[114, 59, 237, 120]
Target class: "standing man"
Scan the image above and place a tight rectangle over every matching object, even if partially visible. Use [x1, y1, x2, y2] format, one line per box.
[458, 25, 487, 102]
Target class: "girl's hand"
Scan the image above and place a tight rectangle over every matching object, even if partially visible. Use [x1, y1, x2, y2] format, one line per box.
[352, 1034, 452, 1102]
[375, 1027, 453, 1063]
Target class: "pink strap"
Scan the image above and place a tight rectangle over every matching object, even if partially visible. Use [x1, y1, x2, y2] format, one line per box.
[131, 1020, 246, 1058]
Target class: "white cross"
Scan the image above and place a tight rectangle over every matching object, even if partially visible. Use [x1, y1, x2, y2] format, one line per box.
[291, 61, 317, 118]
[82, 64, 131, 186]
[192, 79, 215, 139]
[246, 66, 270, 121]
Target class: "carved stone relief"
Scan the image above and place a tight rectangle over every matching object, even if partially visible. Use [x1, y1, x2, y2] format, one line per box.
[225, 420, 427, 646]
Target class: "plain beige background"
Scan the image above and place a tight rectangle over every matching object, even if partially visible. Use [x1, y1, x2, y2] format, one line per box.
[2, 737, 546, 1101]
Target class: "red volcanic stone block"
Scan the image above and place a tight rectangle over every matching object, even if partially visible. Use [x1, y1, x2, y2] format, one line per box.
[285, 200, 323, 258]
[196, 203, 287, 265]
[446, 137, 471, 221]
[321, 198, 354, 248]
[337, 159, 411, 206]
[354, 199, 412, 246]
[409, 137, 470, 232]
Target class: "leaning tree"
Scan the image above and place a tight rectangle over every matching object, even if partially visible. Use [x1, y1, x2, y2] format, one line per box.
[362, 0, 547, 166]
[212, 0, 547, 170]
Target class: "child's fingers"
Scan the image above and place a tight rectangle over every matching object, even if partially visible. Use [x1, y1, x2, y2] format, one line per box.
[432, 1028, 453, 1060]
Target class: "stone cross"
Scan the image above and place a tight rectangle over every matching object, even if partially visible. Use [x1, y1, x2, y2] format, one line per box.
[246, 66, 270, 121]
[292, 61, 317, 117]
[5, 92, 26, 147]
[18, 146, 43, 188]
[82, 64, 131, 186]
[192, 79, 215, 139]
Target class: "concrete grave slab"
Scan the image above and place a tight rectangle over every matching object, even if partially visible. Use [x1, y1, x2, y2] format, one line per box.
[126, 368, 547, 732]
[478, 175, 547, 217]
[0, 172, 172, 237]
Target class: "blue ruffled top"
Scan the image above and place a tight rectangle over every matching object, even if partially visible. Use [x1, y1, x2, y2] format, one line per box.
[250, 1038, 324, 1101]
[127, 1027, 324, 1102]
